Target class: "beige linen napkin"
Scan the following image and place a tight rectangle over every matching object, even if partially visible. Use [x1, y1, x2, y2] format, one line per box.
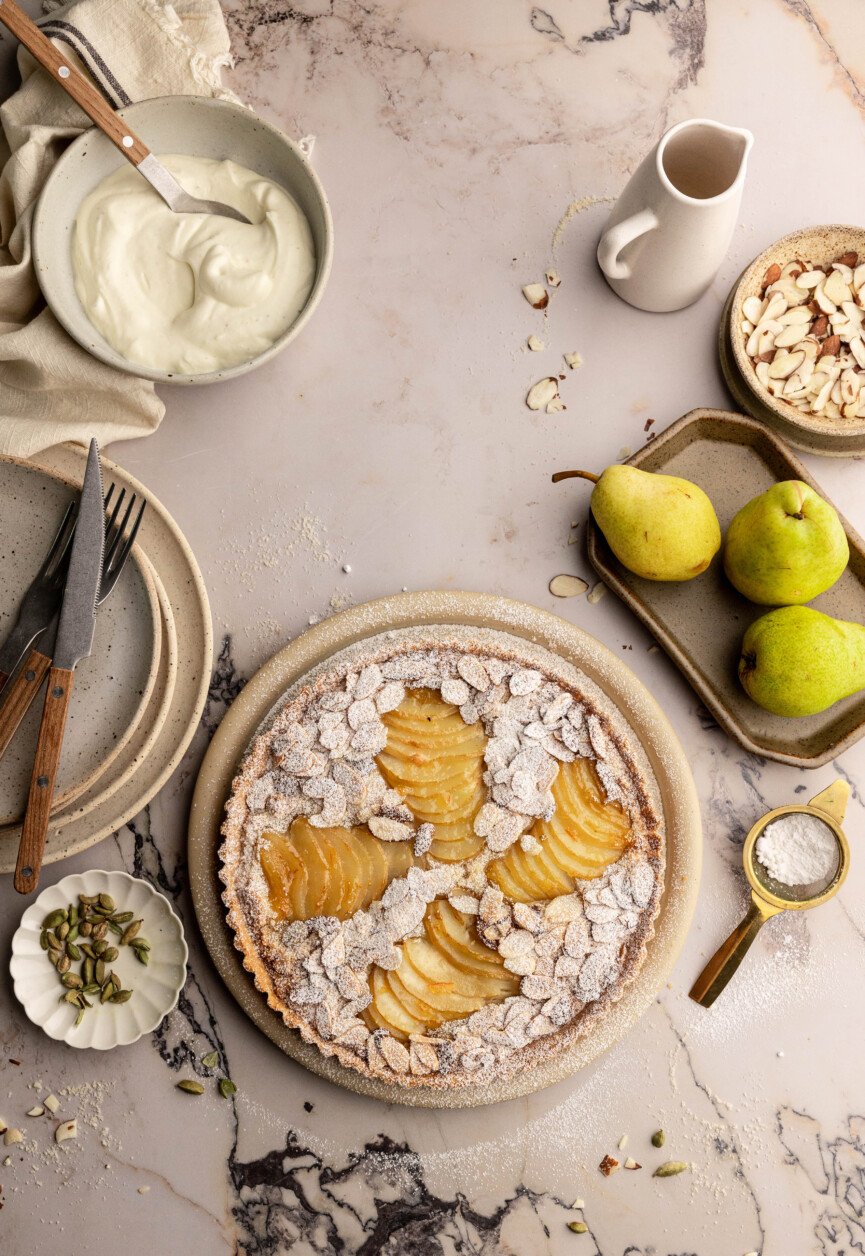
[0, 0, 236, 458]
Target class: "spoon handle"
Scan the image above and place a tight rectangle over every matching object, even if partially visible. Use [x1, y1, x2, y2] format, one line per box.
[688, 896, 779, 1008]
[0, 0, 149, 165]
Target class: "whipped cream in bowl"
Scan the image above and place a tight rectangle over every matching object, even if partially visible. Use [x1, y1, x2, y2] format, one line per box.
[32, 96, 333, 385]
[73, 156, 317, 376]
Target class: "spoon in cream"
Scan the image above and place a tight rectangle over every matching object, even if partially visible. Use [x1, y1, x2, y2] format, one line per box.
[0, 0, 251, 225]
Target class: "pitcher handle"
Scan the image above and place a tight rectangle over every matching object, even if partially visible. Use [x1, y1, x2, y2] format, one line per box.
[597, 208, 659, 280]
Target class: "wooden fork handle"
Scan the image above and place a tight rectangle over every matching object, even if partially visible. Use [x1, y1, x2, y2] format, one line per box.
[0, 0, 150, 165]
[0, 649, 52, 763]
[15, 666, 74, 895]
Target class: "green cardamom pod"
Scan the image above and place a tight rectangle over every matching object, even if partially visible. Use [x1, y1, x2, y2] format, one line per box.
[56, 954, 71, 974]
[653, 1161, 689, 1178]
[74, 1007, 85, 1027]
[201, 1051, 219, 1069]
[651, 1130, 665, 1148]
[82, 983, 101, 996]
[98, 893, 115, 912]
[68, 905, 78, 927]
[61, 973, 83, 989]
[567, 1221, 588, 1234]
[110, 989, 133, 1004]
[135, 948, 150, 966]
[100, 982, 115, 1004]
[110, 911, 134, 924]
[176, 1080, 204, 1095]
[43, 909, 67, 930]
[94, 959, 105, 984]
[120, 920, 142, 945]
[57, 921, 69, 941]
[218, 1079, 237, 1099]
[65, 942, 81, 961]
[102, 947, 119, 963]
[79, 920, 92, 937]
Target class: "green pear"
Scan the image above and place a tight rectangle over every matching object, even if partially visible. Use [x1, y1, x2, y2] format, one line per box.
[739, 606, 865, 717]
[724, 480, 848, 605]
[553, 464, 721, 581]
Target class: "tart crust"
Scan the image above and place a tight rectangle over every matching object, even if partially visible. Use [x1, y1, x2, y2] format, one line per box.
[219, 625, 665, 1090]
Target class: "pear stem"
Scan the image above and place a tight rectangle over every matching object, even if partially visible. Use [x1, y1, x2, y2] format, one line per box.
[551, 469, 599, 484]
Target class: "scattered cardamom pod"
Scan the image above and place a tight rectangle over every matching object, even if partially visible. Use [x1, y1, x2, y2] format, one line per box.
[102, 947, 119, 963]
[120, 920, 142, 945]
[98, 893, 115, 912]
[201, 1051, 219, 1069]
[68, 905, 78, 927]
[46, 931, 62, 952]
[43, 909, 67, 930]
[100, 982, 115, 1004]
[92, 939, 108, 956]
[82, 958, 95, 985]
[135, 948, 150, 966]
[111, 911, 134, 924]
[47, 950, 61, 968]
[79, 920, 92, 937]
[39, 930, 50, 951]
[73, 1008, 85, 1027]
[176, 1080, 204, 1096]
[66, 924, 79, 942]
[567, 1221, 588, 1234]
[65, 942, 81, 961]
[653, 1161, 689, 1178]
[57, 921, 69, 941]
[62, 990, 81, 1005]
[56, 954, 71, 974]
[93, 922, 108, 941]
[94, 959, 106, 984]
[79, 893, 97, 906]
[218, 1079, 237, 1099]
[107, 920, 123, 937]
[110, 990, 132, 1004]
[651, 1130, 665, 1148]
[61, 973, 83, 989]
[82, 983, 101, 996]
[131, 938, 150, 952]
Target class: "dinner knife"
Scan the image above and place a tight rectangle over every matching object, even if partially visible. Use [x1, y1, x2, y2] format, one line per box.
[14, 441, 105, 895]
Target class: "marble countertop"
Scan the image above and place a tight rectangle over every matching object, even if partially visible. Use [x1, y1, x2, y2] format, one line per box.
[3, 2, 865, 1253]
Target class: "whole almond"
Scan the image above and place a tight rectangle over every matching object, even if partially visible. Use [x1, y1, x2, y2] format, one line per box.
[819, 335, 841, 358]
[762, 262, 781, 289]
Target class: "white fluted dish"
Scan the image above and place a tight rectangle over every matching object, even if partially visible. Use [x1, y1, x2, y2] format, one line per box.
[10, 870, 187, 1050]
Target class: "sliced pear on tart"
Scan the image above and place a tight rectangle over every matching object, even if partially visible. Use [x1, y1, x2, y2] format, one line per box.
[362, 901, 520, 1037]
[487, 756, 631, 903]
[260, 817, 413, 923]
[376, 687, 487, 862]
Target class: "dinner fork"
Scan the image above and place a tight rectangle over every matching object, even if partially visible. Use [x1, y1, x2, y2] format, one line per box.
[0, 486, 146, 762]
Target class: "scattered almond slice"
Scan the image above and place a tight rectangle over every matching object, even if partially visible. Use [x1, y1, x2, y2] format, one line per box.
[545, 269, 561, 288]
[564, 351, 582, 370]
[546, 396, 567, 414]
[4, 1128, 23, 1145]
[522, 283, 548, 309]
[526, 377, 559, 411]
[26, 1106, 44, 1118]
[624, 1157, 641, 1169]
[43, 1094, 60, 1114]
[55, 1119, 77, 1144]
[527, 335, 544, 352]
[587, 582, 607, 605]
[572, 1197, 585, 1209]
[599, 1154, 619, 1176]
[549, 574, 588, 598]
[618, 1134, 629, 1150]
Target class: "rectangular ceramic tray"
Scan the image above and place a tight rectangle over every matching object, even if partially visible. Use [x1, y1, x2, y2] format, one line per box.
[585, 407, 865, 768]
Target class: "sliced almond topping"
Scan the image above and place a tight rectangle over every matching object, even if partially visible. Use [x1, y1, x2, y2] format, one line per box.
[526, 377, 559, 411]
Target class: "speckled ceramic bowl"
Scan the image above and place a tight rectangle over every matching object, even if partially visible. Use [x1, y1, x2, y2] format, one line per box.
[10, 870, 187, 1050]
[32, 96, 333, 386]
[722, 224, 865, 456]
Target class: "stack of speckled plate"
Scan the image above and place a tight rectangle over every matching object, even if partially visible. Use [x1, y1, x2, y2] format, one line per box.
[0, 444, 212, 874]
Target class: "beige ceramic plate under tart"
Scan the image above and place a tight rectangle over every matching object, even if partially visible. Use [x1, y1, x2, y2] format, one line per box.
[0, 443, 211, 873]
[0, 457, 161, 826]
[585, 408, 865, 768]
[721, 224, 865, 457]
[188, 591, 701, 1109]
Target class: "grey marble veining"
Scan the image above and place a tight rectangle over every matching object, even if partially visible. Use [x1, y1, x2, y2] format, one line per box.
[2, 1, 865, 1253]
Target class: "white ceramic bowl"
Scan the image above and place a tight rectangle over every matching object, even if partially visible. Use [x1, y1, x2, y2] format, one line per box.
[32, 96, 333, 385]
[10, 870, 187, 1049]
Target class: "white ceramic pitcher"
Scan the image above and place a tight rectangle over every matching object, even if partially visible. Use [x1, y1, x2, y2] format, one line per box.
[597, 119, 753, 313]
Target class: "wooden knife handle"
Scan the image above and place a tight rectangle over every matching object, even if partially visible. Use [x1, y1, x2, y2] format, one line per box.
[0, 0, 150, 165]
[0, 669, 8, 691]
[15, 666, 74, 895]
[0, 649, 52, 762]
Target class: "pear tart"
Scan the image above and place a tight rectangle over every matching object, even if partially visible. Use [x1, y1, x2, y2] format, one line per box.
[220, 626, 664, 1090]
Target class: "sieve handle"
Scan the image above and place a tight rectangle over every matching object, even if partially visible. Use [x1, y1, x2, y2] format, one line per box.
[688, 895, 780, 1008]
